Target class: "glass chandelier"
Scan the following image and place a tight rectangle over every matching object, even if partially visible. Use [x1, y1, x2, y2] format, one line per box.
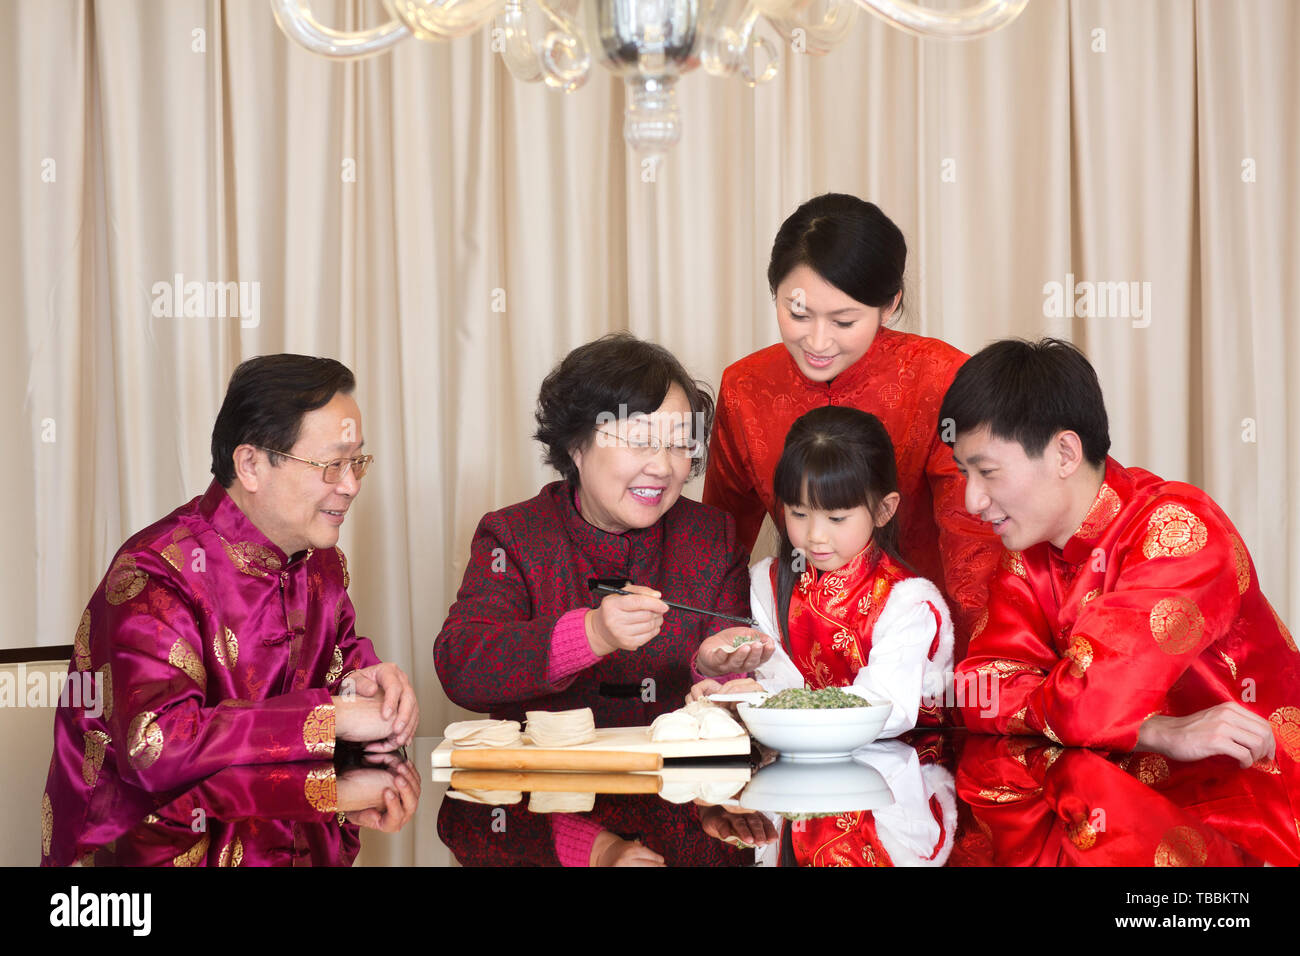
[271, 0, 1028, 154]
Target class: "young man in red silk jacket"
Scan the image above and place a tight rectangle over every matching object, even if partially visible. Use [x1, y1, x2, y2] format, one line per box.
[942, 339, 1298, 808]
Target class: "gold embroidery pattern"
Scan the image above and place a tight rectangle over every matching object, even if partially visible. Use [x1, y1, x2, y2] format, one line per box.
[1231, 535, 1250, 594]
[161, 542, 183, 571]
[167, 638, 206, 688]
[971, 608, 989, 641]
[1137, 753, 1170, 785]
[1270, 706, 1300, 761]
[105, 554, 148, 605]
[1079, 588, 1101, 611]
[974, 659, 1044, 678]
[305, 766, 338, 812]
[1150, 598, 1204, 655]
[1007, 706, 1032, 735]
[325, 646, 344, 685]
[1216, 650, 1238, 680]
[74, 609, 92, 671]
[213, 626, 239, 669]
[81, 730, 110, 787]
[173, 833, 210, 867]
[1140, 504, 1208, 560]
[1068, 817, 1098, 851]
[127, 712, 164, 770]
[1066, 637, 1093, 678]
[1042, 746, 1064, 771]
[977, 785, 1036, 804]
[1000, 550, 1027, 579]
[1041, 720, 1062, 744]
[335, 546, 349, 588]
[98, 663, 113, 721]
[221, 539, 281, 578]
[1155, 826, 1207, 867]
[1251, 756, 1281, 775]
[303, 704, 336, 757]
[143, 813, 161, 824]
[218, 837, 244, 867]
[1270, 604, 1297, 654]
[40, 792, 52, 857]
[1077, 483, 1122, 539]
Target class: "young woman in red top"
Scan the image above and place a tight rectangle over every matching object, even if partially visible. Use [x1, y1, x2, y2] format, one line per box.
[703, 193, 1001, 657]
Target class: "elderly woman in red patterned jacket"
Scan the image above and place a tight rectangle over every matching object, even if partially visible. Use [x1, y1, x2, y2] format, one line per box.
[434, 333, 776, 729]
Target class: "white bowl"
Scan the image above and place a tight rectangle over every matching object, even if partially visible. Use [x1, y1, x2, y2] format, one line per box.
[737, 700, 893, 760]
[739, 759, 893, 815]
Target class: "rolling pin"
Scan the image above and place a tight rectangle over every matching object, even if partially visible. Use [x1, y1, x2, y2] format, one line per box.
[449, 770, 662, 794]
[447, 748, 663, 772]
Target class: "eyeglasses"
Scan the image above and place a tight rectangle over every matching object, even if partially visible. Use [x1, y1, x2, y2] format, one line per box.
[594, 426, 702, 460]
[255, 446, 374, 484]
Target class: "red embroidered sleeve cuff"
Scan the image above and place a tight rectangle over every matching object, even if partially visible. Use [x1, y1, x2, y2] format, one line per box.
[548, 609, 601, 684]
[552, 814, 605, 867]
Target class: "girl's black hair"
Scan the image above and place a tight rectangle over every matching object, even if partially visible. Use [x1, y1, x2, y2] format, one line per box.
[772, 406, 904, 652]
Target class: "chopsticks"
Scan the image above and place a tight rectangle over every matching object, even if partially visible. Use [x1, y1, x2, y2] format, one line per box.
[587, 578, 759, 629]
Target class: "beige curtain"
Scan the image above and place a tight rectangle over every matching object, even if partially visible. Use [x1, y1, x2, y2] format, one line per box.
[4, 0, 1297, 742]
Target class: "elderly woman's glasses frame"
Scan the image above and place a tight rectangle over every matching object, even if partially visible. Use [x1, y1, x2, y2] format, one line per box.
[593, 426, 702, 460]
[255, 446, 374, 483]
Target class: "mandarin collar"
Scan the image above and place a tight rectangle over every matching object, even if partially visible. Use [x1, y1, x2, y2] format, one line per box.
[781, 327, 897, 398]
[198, 479, 304, 576]
[800, 543, 882, 593]
[557, 481, 666, 562]
[1059, 457, 1132, 565]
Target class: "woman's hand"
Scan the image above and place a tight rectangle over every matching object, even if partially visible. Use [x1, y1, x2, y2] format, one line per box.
[687, 677, 766, 704]
[585, 584, 669, 656]
[698, 804, 779, 848]
[696, 627, 775, 676]
[590, 831, 666, 867]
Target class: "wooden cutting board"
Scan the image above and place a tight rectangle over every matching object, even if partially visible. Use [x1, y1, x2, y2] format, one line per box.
[431, 725, 751, 769]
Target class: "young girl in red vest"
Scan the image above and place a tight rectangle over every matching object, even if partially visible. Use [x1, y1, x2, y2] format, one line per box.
[699, 406, 953, 737]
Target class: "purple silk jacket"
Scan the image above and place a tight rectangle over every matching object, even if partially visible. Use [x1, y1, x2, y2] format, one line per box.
[434, 481, 751, 726]
[40, 479, 380, 866]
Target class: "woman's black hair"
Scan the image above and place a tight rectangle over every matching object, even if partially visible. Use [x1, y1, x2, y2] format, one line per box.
[211, 354, 356, 487]
[533, 333, 716, 484]
[772, 406, 904, 651]
[767, 193, 907, 317]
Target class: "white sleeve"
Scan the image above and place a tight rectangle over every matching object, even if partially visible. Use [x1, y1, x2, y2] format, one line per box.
[846, 578, 954, 739]
[749, 557, 804, 693]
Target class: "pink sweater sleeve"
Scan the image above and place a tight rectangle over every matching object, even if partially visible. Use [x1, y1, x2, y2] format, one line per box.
[552, 814, 606, 867]
[548, 608, 601, 684]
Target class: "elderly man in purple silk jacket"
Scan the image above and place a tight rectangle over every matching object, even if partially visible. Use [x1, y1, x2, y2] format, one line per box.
[40, 355, 419, 866]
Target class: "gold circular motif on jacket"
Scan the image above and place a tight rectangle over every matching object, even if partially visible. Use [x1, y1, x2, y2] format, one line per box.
[1269, 706, 1300, 761]
[40, 792, 52, 857]
[1077, 483, 1122, 539]
[1149, 597, 1204, 655]
[73, 609, 92, 671]
[1066, 636, 1093, 677]
[173, 833, 210, 867]
[1231, 535, 1250, 594]
[303, 703, 336, 756]
[218, 837, 244, 867]
[1270, 604, 1297, 654]
[97, 663, 113, 720]
[1137, 753, 1170, 785]
[167, 638, 207, 688]
[81, 730, 111, 787]
[127, 711, 164, 770]
[105, 554, 148, 605]
[305, 766, 337, 812]
[1155, 826, 1207, 866]
[1140, 504, 1208, 559]
[213, 626, 239, 669]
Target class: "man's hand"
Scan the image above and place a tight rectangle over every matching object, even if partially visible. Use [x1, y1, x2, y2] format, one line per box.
[696, 628, 775, 677]
[333, 694, 397, 744]
[589, 830, 665, 867]
[342, 662, 419, 749]
[339, 753, 422, 832]
[585, 585, 669, 656]
[1136, 702, 1277, 768]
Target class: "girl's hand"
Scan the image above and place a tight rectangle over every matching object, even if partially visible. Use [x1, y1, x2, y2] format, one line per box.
[584, 584, 669, 656]
[697, 628, 775, 676]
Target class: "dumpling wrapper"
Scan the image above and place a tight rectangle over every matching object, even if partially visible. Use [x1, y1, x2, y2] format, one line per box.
[649, 710, 701, 742]
[445, 788, 523, 806]
[525, 708, 597, 747]
[528, 791, 596, 814]
[444, 719, 523, 748]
